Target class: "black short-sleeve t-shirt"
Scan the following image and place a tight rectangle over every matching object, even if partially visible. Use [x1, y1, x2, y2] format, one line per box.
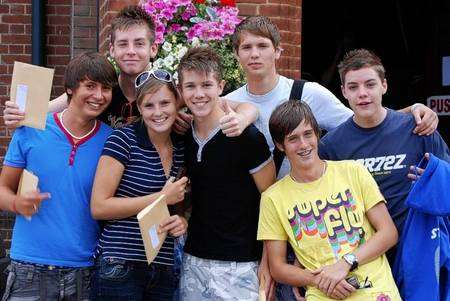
[183, 124, 272, 262]
[99, 85, 140, 128]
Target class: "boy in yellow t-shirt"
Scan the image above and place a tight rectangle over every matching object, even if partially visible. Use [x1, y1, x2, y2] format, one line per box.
[258, 100, 401, 300]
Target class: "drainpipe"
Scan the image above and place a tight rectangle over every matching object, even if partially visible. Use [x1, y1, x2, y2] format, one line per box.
[31, 0, 45, 66]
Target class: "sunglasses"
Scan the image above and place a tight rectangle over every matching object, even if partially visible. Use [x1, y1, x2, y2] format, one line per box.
[135, 69, 173, 89]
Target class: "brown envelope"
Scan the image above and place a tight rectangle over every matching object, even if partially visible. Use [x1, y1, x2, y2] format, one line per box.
[17, 169, 39, 221]
[137, 195, 170, 264]
[10, 61, 54, 130]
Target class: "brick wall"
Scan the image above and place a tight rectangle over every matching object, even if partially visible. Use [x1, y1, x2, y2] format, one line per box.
[73, 0, 98, 57]
[98, 0, 302, 79]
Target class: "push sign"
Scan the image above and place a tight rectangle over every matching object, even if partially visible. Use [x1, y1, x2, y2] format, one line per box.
[427, 95, 450, 116]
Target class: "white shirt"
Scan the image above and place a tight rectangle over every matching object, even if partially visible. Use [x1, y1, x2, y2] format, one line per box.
[226, 75, 353, 178]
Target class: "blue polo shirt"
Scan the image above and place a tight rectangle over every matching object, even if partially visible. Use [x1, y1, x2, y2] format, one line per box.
[97, 121, 185, 265]
[320, 109, 450, 234]
[5, 113, 112, 267]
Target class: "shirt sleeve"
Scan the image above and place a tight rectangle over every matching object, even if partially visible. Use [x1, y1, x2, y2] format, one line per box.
[4, 127, 27, 168]
[426, 131, 450, 163]
[302, 82, 353, 131]
[257, 192, 288, 241]
[101, 128, 131, 166]
[242, 126, 273, 174]
[355, 162, 386, 212]
[318, 138, 333, 160]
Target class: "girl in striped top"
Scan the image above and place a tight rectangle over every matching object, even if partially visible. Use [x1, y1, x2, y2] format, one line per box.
[90, 70, 188, 301]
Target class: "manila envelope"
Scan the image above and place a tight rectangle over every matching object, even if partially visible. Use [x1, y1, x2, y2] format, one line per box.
[17, 169, 39, 221]
[137, 195, 170, 264]
[10, 61, 54, 130]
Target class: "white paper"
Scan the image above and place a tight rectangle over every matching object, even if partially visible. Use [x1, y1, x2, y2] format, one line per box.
[16, 84, 28, 112]
[443, 57, 450, 86]
[148, 225, 160, 249]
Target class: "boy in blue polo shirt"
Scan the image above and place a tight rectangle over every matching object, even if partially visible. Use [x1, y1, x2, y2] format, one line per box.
[0, 52, 117, 300]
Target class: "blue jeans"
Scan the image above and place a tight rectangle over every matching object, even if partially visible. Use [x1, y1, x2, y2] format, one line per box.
[91, 257, 179, 301]
[1, 260, 91, 301]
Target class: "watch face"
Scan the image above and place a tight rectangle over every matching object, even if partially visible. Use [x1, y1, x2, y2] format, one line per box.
[345, 254, 357, 263]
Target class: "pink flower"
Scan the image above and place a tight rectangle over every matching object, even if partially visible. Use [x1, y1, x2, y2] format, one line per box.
[170, 24, 182, 33]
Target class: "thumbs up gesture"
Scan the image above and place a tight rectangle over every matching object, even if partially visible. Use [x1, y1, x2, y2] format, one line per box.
[219, 100, 248, 137]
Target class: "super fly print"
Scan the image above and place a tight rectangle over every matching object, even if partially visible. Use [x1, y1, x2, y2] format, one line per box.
[288, 188, 366, 259]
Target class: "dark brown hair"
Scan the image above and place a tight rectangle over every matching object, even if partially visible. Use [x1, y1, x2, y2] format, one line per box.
[232, 16, 280, 52]
[338, 48, 386, 84]
[110, 5, 155, 44]
[269, 100, 321, 148]
[64, 52, 117, 101]
[177, 46, 222, 84]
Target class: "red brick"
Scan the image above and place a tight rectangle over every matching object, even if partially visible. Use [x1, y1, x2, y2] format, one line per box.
[1, 34, 31, 44]
[1, 15, 31, 24]
[273, 18, 289, 31]
[10, 24, 25, 34]
[0, 75, 11, 85]
[73, 16, 97, 27]
[48, 35, 70, 45]
[74, 27, 90, 38]
[236, 3, 258, 16]
[0, 24, 9, 33]
[47, 55, 70, 66]
[55, 5, 71, 15]
[0, 5, 10, 14]
[74, 5, 90, 16]
[238, 0, 267, 3]
[0, 65, 8, 74]
[8, 45, 25, 54]
[10, 4, 26, 14]
[73, 37, 97, 49]
[1, 54, 31, 64]
[48, 15, 71, 25]
[3, 0, 30, 4]
[55, 25, 71, 35]
[260, 4, 281, 16]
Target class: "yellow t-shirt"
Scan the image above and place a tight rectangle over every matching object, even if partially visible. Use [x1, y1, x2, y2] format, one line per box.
[258, 160, 401, 301]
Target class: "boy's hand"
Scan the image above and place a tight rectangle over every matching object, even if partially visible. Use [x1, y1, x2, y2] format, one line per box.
[173, 110, 193, 135]
[4, 101, 25, 129]
[158, 215, 187, 237]
[258, 263, 275, 300]
[219, 100, 248, 137]
[407, 152, 429, 181]
[15, 190, 50, 217]
[329, 279, 356, 300]
[411, 103, 438, 136]
[312, 259, 351, 297]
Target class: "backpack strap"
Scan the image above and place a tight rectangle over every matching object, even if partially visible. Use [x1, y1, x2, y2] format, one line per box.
[273, 79, 308, 175]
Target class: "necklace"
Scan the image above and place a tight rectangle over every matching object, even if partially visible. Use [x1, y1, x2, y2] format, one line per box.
[290, 160, 327, 193]
[60, 109, 97, 140]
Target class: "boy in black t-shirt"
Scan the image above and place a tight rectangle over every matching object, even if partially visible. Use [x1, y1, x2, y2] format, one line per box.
[177, 46, 276, 300]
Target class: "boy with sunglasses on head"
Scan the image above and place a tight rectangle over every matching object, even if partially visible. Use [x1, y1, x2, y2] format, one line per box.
[0, 52, 117, 300]
[177, 46, 276, 301]
[3, 5, 257, 133]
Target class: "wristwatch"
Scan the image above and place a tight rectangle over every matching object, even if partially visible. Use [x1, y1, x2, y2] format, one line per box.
[342, 253, 359, 271]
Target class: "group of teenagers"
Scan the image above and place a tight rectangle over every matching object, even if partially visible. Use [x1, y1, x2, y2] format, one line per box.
[0, 4, 449, 301]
